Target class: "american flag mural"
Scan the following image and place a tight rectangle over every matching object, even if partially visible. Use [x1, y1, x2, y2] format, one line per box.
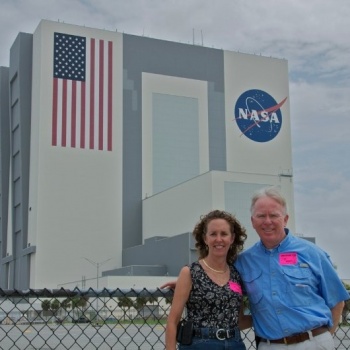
[52, 32, 113, 151]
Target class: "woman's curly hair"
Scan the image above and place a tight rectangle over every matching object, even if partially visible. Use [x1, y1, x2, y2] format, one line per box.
[193, 210, 247, 264]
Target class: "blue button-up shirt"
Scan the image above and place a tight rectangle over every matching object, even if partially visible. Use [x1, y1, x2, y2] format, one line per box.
[235, 230, 349, 340]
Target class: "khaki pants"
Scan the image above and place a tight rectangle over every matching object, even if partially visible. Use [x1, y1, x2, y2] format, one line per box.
[259, 332, 334, 350]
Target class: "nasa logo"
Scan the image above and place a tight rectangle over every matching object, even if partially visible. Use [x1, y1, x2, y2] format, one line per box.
[234, 89, 287, 143]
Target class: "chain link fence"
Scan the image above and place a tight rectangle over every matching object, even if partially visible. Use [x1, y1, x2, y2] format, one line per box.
[0, 288, 349, 350]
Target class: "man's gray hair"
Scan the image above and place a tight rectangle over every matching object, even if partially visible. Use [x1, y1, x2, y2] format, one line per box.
[250, 186, 288, 215]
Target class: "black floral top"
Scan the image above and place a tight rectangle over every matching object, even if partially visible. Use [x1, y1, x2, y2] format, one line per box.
[186, 261, 243, 329]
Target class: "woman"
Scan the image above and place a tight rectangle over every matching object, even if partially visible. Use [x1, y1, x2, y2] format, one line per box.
[165, 210, 251, 350]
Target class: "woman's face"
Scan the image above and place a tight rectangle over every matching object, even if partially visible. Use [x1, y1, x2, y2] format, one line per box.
[204, 218, 234, 258]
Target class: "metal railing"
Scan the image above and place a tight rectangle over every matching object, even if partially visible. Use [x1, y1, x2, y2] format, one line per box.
[0, 288, 349, 349]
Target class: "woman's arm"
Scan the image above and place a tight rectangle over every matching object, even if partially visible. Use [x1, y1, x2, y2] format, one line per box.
[238, 304, 252, 330]
[165, 267, 192, 350]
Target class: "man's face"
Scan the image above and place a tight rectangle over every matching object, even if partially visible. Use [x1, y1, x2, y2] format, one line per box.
[251, 196, 289, 249]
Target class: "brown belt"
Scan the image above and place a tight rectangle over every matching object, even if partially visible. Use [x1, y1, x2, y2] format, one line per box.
[261, 326, 329, 345]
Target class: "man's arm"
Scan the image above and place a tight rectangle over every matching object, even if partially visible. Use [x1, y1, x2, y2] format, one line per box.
[329, 301, 345, 334]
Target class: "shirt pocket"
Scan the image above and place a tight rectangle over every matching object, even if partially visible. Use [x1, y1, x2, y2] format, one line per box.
[282, 266, 312, 306]
[241, 269, 264, 310]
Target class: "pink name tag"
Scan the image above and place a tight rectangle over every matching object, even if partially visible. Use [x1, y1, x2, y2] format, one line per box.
[279, 252, 297, 265]
[229, 281, 242, 294]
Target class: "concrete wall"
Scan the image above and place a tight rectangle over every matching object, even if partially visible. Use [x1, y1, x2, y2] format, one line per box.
[0, 66, 10, 287]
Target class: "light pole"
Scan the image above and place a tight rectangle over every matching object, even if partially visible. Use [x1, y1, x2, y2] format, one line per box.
[82, 257, 112, 321]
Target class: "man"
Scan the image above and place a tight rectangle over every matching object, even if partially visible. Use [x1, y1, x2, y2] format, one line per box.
[235, 186, 348, 349]
[162, 187, 349, 349]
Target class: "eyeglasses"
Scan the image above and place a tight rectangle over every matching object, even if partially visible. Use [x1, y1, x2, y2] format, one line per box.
[253, 213, 284, 221]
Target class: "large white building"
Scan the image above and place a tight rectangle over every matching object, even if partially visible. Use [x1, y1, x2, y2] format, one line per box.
[0, 20, 294, 289]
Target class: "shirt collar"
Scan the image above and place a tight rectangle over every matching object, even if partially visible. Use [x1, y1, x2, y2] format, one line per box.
[259, 228, 291, 253]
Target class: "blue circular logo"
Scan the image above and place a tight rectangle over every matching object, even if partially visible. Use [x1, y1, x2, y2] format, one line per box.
[234, 89, 287, 143]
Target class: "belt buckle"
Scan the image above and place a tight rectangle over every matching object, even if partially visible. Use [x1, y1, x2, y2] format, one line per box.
[216, 329, 226, 340]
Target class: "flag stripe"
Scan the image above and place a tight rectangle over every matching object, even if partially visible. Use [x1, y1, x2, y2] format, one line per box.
[80, 82, 86, 149]
[99, 39, 104, 151]
[62, 79, 67, 147]
[108, 40, 113, 151]
[52, 78, 58, 146]
[66, 81, 71, 146]
[90, 38, 95, 150]
[71, 80, 77, 147]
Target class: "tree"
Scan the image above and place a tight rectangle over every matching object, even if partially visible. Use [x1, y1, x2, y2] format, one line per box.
[146, 295, 158, 305]
[61, 298, 71, 316]
[51, 299, 60, 317]
[79, 295, 89, 309]
[41, 300, 51, 320]
[70, 296, 90, 320]
[118, 296, 134, 321]
[61, 298, 71, 309]
[164, 296, 173, 305]
[118, 296, 134, 308]
[134, 297, 147, 311]
[341, 281, 350, 324]
[41, 299, 51, 311]
[343, 299, 350, 323]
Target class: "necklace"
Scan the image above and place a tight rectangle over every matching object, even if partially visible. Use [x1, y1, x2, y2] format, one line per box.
[202, 259, 228, 274]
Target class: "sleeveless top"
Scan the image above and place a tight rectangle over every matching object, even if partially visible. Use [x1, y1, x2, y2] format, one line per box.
[185, 261, 243, 329]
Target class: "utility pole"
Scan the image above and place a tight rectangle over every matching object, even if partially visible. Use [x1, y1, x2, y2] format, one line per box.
[82, 257, 112, 320]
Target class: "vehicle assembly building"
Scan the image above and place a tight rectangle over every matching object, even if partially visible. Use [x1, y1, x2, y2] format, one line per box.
[0, 20, 294, 289]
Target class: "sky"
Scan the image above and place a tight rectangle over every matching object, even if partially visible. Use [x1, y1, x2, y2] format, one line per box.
[0, 0, 349, 279]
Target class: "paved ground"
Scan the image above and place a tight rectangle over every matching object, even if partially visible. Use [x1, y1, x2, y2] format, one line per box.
[0, 323, 349, 350]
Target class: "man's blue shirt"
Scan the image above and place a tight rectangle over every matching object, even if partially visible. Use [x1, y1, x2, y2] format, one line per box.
[235, 230, 349, 340]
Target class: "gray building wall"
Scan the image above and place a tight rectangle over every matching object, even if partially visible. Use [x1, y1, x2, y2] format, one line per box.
[5, 32, 35, 289]
[0, 66, 10, 287]
[102, 265, 168, 277]
[301, 237, 316, 243]
[121, 233, 197, 276]
[122, 34, 226, 252]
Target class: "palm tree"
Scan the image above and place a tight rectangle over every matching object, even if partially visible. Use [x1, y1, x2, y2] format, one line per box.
[51, 299, 60, 319]
[60, 298, 71, 321]
[41, 300, 51, 321]
[134, 297, 147, 310]
[70, 296, 89, 320]
[118, 296, 134, 321]
[146, 295, 158, 305]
